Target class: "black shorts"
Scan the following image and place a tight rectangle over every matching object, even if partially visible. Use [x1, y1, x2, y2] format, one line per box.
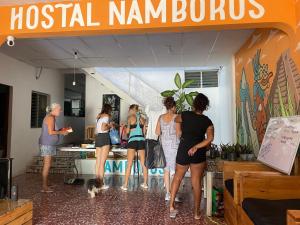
[95, 133, 111, 148]
[127, 140, 145, 151]
[176, 141, 207, 165]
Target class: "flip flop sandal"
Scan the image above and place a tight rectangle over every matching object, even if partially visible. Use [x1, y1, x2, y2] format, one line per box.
[170, 209, 178, 218]
[194, 214, 202, 220]
[41, 189, 54, 193]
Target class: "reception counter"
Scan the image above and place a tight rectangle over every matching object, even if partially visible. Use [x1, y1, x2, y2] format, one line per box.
[59, 147, 164, 176]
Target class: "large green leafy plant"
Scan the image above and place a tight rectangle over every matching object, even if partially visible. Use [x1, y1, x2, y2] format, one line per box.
[161, 73, 199, 112]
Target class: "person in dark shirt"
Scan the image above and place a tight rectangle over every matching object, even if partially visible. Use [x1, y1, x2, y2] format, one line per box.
[169, 93, 214, 220]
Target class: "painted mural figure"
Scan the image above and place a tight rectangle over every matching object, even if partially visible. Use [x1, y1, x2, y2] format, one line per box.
[238, 68, 260, 154]
[252, 49, 273, 144]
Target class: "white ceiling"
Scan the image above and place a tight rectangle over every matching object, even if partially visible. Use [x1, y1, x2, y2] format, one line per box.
[0, 30, 253, 69]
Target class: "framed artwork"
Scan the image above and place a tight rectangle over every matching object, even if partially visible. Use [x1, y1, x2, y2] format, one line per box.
[103, 94, 121, 125]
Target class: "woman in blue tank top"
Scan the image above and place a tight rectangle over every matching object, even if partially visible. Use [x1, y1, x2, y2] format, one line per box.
[121, 104, 148, 191]
[39, 103, 70, 193]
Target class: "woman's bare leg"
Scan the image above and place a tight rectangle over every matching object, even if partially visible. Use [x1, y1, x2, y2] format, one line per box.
[190, 162, 206, 219]
[123, 149, 135, 188]
[170, 164, 189, 211]
[95, 147, 101, 179]
[164, 169, 170, 193]
[99, 145, 110, 184]
[42, 156, 52, 190]
[138, 150, 148, 185]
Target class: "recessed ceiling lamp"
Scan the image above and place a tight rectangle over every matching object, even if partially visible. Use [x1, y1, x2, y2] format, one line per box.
[73, 51, 78, 86]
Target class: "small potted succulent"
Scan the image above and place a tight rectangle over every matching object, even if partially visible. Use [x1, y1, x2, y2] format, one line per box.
[246, 148, 255, 161]
[240, 145, 249, 161]
[235, 143, 241, 158]
[240, 145, 255, 161]
[227, 144, 239, 161]
[209, 144, 219, 159]
[220, 144, 228, 160]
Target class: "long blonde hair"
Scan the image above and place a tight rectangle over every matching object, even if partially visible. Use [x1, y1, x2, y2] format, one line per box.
[129, 104, 139, 111]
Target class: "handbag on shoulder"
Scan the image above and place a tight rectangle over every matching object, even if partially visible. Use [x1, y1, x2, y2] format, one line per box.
[109, 128, 120, 145]
[145, 138, 166, 169]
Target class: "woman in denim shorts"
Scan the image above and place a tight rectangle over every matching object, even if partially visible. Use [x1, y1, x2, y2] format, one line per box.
[39, 103, 70, 193]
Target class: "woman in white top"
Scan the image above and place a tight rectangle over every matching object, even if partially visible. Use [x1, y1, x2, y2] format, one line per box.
[95, 104, 113, 190]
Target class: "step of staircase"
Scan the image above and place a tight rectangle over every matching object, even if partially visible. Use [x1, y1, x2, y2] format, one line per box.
[26, 151, 81, 174]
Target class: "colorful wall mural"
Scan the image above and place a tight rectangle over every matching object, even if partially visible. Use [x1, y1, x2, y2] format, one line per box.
[235, 23, 300, 155]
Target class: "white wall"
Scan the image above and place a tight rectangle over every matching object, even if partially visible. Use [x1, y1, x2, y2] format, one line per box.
[96, 67, 235, 145]
[85, 75, 130, 127]
[0, 53, 65, 176]
[218, 59, 235, 144]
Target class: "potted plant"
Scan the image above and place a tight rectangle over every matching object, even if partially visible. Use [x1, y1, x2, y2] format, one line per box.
[240, 145, 249, 161]
[246, 148, 255, 161]
[227, 144, 238, 161]
[220, 144, 228, 160]
[209, 144, 219, 159]
[239, 145, 255, 161]
[235, 143, 241, 158]
[161, 73, 199, 112]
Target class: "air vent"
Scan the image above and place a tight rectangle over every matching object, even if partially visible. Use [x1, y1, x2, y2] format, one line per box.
[185, 70, 219, 88]
[184, 71, 201, 88]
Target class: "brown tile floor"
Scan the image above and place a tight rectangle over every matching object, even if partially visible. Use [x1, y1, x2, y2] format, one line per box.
[13, 174, 225, 225]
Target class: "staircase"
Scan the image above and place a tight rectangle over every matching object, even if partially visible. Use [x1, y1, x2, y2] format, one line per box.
[92, 68, 163, 110]
[26, 151, 80, 174]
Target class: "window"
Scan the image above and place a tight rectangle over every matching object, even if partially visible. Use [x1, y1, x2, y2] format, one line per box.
[31, 91, 49, 128]
[64, 73, 86, 117]
[185, 70, 219, 88]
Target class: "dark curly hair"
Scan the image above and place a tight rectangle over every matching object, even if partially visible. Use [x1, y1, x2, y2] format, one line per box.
[193, 93, 210, 112]
[101, 104, 112, 114]
[164, 97, 176, 110]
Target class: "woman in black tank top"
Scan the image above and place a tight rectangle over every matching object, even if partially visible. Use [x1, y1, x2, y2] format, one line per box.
[169, 93, 214, 220]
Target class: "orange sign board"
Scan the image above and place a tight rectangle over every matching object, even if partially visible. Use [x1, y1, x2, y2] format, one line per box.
[0, 0, 297, 39]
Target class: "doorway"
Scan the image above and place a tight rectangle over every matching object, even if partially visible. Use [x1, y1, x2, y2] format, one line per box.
[0, 83, 11, 158]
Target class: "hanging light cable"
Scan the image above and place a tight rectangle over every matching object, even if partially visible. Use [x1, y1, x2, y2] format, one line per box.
[73, 51, 78, 86]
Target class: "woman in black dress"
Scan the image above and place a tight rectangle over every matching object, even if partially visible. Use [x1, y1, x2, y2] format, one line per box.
[169, 93, 214, 219]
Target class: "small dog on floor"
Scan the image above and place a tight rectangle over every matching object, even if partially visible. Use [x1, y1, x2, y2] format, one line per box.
[87, 178, 102, 198]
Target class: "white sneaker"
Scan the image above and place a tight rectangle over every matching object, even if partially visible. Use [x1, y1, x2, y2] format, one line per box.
[165, 193, 182, 202]
[100, 184, 109, 190]
[140, 183, 148, 189]
[175, 196, 182, 203]
[165, 192, 171, 201]
[121, 186, 128, 191]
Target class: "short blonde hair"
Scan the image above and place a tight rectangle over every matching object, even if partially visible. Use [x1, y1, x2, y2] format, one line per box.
[46, 103, 60, 113]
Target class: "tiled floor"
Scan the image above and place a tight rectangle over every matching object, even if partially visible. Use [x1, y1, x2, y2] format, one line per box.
[13, 174, 225, 225]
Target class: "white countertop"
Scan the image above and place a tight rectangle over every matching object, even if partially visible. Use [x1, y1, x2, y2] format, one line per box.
[58, 147, 127, 153]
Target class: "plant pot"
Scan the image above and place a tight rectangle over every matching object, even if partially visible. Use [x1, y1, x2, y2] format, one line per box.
[209, 150, 218, 159]
[220, 151, 227, 160]
[246, 154, 255, 161]
[240, 154, 247, 161]
[228, 152, 237, 161]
